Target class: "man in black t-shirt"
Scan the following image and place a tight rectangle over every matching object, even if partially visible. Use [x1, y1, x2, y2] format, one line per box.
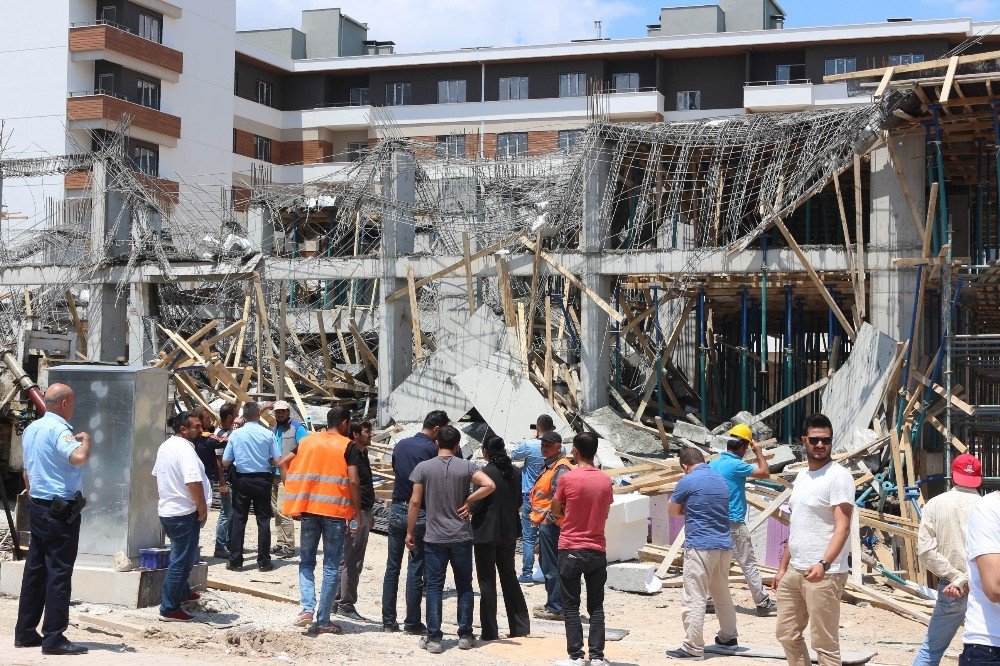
[335, 420, 376, 621]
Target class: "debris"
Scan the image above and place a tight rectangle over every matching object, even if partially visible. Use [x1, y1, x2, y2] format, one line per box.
[606, 563, 664, 595]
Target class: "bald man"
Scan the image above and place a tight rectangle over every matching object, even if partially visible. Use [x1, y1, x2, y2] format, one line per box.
[15, 384, 93, 655]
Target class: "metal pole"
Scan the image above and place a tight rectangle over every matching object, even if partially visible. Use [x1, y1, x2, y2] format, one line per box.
[977, 138, 985, 267]
[784, 285, 793, 444]
[697, 288, 707, 425]
[653, 286, 664, 422]
[740, 287, 749, 412]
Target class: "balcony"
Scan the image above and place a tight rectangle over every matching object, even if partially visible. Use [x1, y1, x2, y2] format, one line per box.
[743, 80, 868, 113]
[232, 154, 356, 185]
[69, 23, 183, 83]
[64, 170, 180, 204]
[67, 93, 181, 147]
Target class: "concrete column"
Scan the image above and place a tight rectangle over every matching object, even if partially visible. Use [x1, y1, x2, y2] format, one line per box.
[579, 140, 613, 413]
[247, 204, 275, 255]
[86, 160, 129, 362]
[128, 282, 156, 365]
[87, 284, 127, 362]
[435, 177, 480, 346]
[869, 133, 925, 341]
[377, 150, 416, 425]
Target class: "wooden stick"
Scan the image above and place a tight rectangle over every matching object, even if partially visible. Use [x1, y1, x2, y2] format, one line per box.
[520, 236, 624, 323]
[526, 230, 543, 346]
[635, 296, 696, 422]
[277, 282, 288, 401]
[832, 175, 859, 300]
[461, 231, 475, 314]
[853, 153, 866, 321]
[750, 376, 831, 424]
[231, 294, 251, 369]
[940, 56, 960, 103]
[495, 257, 517, 327]
[911, 370, 975, 415]
[655, 526, 685, 578]
[406, 265, 424, 367]
[64, 290, 87, 358]
[875, 66, 896, 97]
[747, 488, 792, 533]
[316, 310, 334, 382]
[544, 296, 554, 406]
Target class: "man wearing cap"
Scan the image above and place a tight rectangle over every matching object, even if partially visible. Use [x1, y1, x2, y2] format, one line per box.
[913, 454, 984, 666]
[511, 415, 557, 584]
[528, 430, 573, 621]
[271, 400, 308, 558]
[707, 424, 777, 616]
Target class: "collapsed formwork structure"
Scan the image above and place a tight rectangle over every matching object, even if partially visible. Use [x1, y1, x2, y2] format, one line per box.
[3, 49, 1000, 614]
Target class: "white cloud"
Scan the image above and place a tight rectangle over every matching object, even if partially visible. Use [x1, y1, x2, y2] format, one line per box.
[235, 0, 647, 54]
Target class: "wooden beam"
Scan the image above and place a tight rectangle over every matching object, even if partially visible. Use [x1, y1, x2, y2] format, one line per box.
[750, 376, 830, 425]
[940, 56, 960, 103]
[64, 290, 87, 358]
[911, 369, 975, 415]
[824, 48, 1000, 82]
[520, 236, 624, 323]
[853, 153, 866, 322]
[461, 231, 476, 314]
[635, 296, 696, 422]
[406, 265, 424, 366]
[832, 174, 859, 299]
[316, 310, 334, 382]
[875, 66, 895, 97]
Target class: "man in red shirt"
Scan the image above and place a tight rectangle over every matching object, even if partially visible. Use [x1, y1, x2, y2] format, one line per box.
[550, 432, 613, 666]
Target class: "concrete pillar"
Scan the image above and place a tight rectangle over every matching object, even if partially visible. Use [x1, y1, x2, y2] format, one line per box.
[869, 133, 924, 342]
[128, 282, 156, 364]
[377, 150, 416, 425]
[435, 177, 480, 346]
[579, 140, 613, 413]
[247, 204, 275, 255]
[87, 284, 127, 362]
[86, 160, 129, 362]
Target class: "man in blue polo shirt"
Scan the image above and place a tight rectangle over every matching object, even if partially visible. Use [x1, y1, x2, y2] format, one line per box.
[708, 424, 776, 616]
[666, 448, 738, 660]
[510, 414, 556, 583]
[223, 402, 282, 572]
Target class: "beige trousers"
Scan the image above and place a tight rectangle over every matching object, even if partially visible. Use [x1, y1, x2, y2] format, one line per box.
[775, 567, 848, 666]
[681, 548, 738, 656]
[271, 477, 295, 548]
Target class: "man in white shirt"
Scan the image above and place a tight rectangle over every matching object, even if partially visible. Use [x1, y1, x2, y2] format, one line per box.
[914, 453, 984, 666]
[773, 413, 855, 666]
[152, 411, 211, 623]
[962, 489, 1000, 664]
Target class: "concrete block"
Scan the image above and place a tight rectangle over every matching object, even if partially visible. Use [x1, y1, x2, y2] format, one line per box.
[672, 420, 711, 445]
[1, 561, 207, 609]
[606, 493, 650, 563]
[606, 562, 663, 595]
[583, 406, 661, 457]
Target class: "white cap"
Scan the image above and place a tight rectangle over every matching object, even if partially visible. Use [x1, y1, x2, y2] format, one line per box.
[273, 400, 291, 411]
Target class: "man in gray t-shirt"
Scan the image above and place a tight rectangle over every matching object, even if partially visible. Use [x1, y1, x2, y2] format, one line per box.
[406, 426, 495, 651]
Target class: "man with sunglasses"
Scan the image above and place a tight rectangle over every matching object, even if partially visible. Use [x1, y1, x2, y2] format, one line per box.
[773, 414, 855, 666]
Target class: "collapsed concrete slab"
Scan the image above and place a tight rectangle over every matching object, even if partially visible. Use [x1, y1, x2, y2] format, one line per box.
[606, 562, 664, 595]
[452, 350, 574, 444]
[386, 305, 505, 423]
[584, 406, 660, 457]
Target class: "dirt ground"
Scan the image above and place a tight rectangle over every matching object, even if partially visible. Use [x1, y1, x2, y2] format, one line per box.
[0, 507, 954, 665]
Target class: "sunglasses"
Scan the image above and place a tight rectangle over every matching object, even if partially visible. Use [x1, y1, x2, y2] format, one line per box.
[806, 436, 833, 446]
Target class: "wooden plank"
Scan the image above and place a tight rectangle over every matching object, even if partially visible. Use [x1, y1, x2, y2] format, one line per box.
[922, 182, 940, 260]
[832, 175, 859, 298]
[654, 416, 672, 452]
[747, 488, 792, 533]
[199, 320, 246, 351]
[845, 582, 931, 625]
[349, 317, 378, 387]
[823, 48, 1000, 82]
[911, 369, 975, 415]
[64, 290, 88, 359]
[461, 230, 475, 314]
[155, 319, 220, 368]
[853, 153, 866, 321]
[526, 230, 543, 348]
[773, 216, 856, 340]
[635, 296, 696, 423]
[520, 236, 624, 322]
[277, 282, 288, 401]
[940, 56, 960, 103]
[495, 256, 517, 327]
[406, 265, 424, 366]
[925, 413, 969, 453]
[750, 376, 830, 425]
[875, 66, 896, 97]
[284, 376, 313, 431]
[230, 294, 251, 369]
[316, 310, 334, 382]
[655, 526, 685, 578]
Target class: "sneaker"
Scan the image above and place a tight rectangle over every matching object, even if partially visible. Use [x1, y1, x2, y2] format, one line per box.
[404, 622, 427, 635]
[715, 635, 738, 648]
[705, 603, 715, 615]
[553, 659, 586, 666]
[310, 622, 343, 635]
[589, 660, 611, 666]
[226, 561, 242, 571]
[337, 607, 368, 622]
[755, 599, 778, 617]
[665, 648, 702, 660]
[517, 573, 535, 585]
[275, 546, 296, 559]
[271, 545, 282, 554]
[213, 548, 230, 559]
[186, 591, 202, 603]
[458, 636, 475, 650]
[382, 623, 400, 633]
[160, 609, 194, 622]
[258, 560, 274, 572]
[533, 608, 565, 621]
[419, 636, 443, 654]
[294, 611, 314, 627]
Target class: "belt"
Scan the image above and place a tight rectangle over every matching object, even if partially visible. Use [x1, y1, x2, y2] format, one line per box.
[235, 471, 272, 478]
[29, 497, 75, 507]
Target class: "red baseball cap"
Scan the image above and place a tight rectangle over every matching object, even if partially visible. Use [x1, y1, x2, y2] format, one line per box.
[952, 454, 982, 488]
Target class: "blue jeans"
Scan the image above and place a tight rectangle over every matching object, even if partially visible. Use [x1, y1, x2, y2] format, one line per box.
[914, 580, 969, 666]
[520, 503, 538, 577]
[961, 644, 1000, 665]
[160, 512, 201, 615]
[215, 490, 232, 552]
[539, 522, 563, 613]
[382, 501, 426, 629]
[299, 515, 347, 627]
[425, 540, 474, 642]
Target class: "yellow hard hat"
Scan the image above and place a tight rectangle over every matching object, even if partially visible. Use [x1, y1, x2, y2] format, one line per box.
[729, 423, 753, 442]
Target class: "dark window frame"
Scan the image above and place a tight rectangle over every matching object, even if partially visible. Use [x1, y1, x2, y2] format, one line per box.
[437, 79, 467, 104]
[386, 81, 412, 106]
[347, 141, 368, 162]
[349, 87, 370, 105]
[136, 77, 160, 110]
[255, 79, 274, 107]
[436, 134, 466, 158]
[138, 11, 161, 43]
[558, 129, 584, 151]
[558, 72, 587, 98]
[676, 90, 701, 111]
[133, 142, 159, 176]
[611, 72, 639, 93]
[497, 132, 528, 158]
[499, 75, 529, 101]
[253, 135, 272, 162]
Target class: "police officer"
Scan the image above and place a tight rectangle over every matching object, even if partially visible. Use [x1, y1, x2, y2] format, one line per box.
[222, 402, 282, 572]
[15, 384, 92, 655]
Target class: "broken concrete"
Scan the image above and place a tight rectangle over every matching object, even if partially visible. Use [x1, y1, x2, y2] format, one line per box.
[584, 406, 661, 457]
[606, 562, 663, 595]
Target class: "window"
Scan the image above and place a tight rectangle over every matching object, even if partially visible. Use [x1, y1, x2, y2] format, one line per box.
[497, 132, 527, 158]
[776, 65, 791, 83]
[136, 79, 160, 110]
[499, 76, 529, 101]
[133, 144, 158, 176]
[677, 90, 701, 110]
[559, 73, 587, 98]
[349, 87, 369, 105]
[386, 82, 411, 106]
[97, 72, 116, 96]
[890, 53, 924, 66]
[347, 141, 368, 162]
[138, 13, 161, 43]
[99, 5, 117, 24]
[437, 80, 467, 104]
[824, 58, 856, 77]
[253, 135, 271, 162]
[611, 72, 639, 92]
[436, 134, 466, 158]
[255, 79, 273, 107]
[558, 130, 584, 151]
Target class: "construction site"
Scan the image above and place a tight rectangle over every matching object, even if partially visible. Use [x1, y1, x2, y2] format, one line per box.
[2, 3, 1000, 660]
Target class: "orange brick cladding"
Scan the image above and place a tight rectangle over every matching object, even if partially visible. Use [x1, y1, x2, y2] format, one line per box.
[232, 186, 252, 213]
[69, 25, 183, 74]
[64, 170, 179, 204]
[67, 95, 181, 140]
[233, 130, 332, 166]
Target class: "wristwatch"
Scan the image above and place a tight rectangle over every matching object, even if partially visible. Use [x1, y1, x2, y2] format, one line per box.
[818, 559, 831, 572]
[349, 519, 359, 530]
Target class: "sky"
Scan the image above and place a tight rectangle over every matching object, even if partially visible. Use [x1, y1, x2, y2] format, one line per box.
[235, 0, 999, 54]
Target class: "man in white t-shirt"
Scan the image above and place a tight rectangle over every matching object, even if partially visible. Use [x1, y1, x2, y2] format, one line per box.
[152, 411, 211, 623]
[962, 490, 1000, 664]
[773, 413, 855, 666]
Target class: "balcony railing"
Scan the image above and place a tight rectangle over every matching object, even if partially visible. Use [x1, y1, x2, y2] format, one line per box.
[67, 93, 181, 141]
[71, 19, 161, 45]
[69, 22, 183, 76]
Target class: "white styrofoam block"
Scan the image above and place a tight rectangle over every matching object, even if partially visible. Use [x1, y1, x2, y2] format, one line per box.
[611, 492, 651, 524]
[605, 493, 651, 563]
[606, 562, 663, 594]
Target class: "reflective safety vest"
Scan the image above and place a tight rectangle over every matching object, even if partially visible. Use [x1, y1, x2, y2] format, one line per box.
[529, 456, 573, 527]
[282, 432, 355, 520]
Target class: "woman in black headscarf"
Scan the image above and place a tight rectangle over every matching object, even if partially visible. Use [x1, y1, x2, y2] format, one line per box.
[472, 435, 531, 640]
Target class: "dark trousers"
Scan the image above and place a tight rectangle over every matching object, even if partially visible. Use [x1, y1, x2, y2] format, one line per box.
[425, 540, 474, 642]
[474, 540, 530, 640]
[335, 508, 372, 611]
[382, 501, 426, 629]
[160, 511, 200, 614]
[228, 473, 272, 565]
[15, 501, 82, 649]
[558, 548, 608, 661]
[538, 522, 563, 613]
[961, 645, 1000, 665]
